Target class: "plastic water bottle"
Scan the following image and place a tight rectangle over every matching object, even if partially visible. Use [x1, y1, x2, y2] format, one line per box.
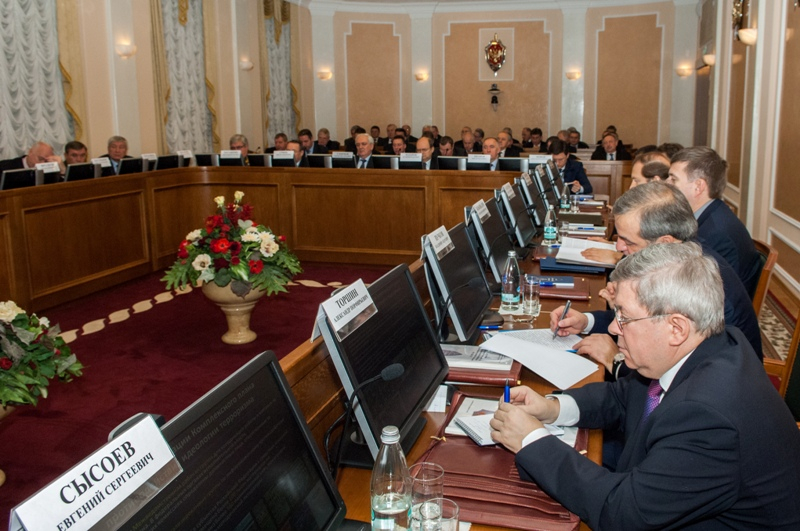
[559, 182, 571, 210]
[543, 206, 558, 246]
[500, 250, 521, 312]
[371, 426, 412, 530]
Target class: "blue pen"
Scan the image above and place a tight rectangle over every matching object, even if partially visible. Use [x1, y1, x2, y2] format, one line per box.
[504, 379, 510, 403]
[539, 282, 556, 287]
[479, 324, 502, 330]
[566, 349, 578, 353]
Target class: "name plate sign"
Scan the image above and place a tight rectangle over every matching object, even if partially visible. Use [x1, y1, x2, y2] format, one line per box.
[521, 172, 533, 186]
[467, 154, 490, 164]
[321, 279, 377, 340]
[176, 149, 193, 161]
[400, 152, 422, 162]
[273, 150, 294, 160]
[502, 182, 516, 200]
[332, 151, 353, 159]
[141, 153, 157, 161]
[220, 150, 242, 159]
[427, 225, 455, 260]
[528, 154, 552, 164]
[11, 416, 180, 531]
[91, 157, 111, 168]
[472, 199, 491, 224]
[35, 162, 61, 173]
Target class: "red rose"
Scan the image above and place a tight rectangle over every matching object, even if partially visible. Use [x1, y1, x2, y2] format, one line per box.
[210, 238, 232, 253]
[214, 257, 229, 270]
[230, 256, 241, 266]
[249, 260, 264, 274]
[229, 241, 242, 255]
[205, 214, 223, 231]
[278, 235, 286, 242]
[0, 358, 12, 370]
[177, 248, 189, 259]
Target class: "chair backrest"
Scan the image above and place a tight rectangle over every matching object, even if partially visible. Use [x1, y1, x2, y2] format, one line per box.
[752, 239, 778, 317]
[781, 317, 800, 421]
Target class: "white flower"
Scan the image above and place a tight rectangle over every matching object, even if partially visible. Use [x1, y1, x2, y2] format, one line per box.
[241, 232, 260, 243]
[234, 191, 244, 202]
[192, 254, 212, 271]
[39, 316, 50, 328]
[185, 229, 202, 242]
[0, 301, 25, 323]
[260, 231, 276, 244]
[214, 196, 225, 207]
[260, 239, 280, 257]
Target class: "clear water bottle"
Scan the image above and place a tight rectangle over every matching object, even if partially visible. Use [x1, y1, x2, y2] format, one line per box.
[543, 206, 558, 246]
[559, 182, 571, 210]
[500, 250, 521, 312]
[371, 426, 412, 530]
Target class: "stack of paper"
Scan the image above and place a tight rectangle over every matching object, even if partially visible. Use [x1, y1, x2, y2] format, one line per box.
[555, 236, 618, 267]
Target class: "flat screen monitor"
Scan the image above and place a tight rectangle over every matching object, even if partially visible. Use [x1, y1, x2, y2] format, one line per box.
[498, 183, 538, 248]
[118, 157, 144, 175]
[194, 153, 218, 167]
[466, 161, 491, 171]
[331, 154, 356, 169]
[398, 158, 423, 170]
[99, 164, 117, 177]
[65, 163, 98, 182]
[0, 168, 37, 190]
[533, 164, 558, 210]
[247, 154, 271, 167]
[155, 155, 180, 171]
[271, 155, 296, 168]
[119, 351, 353, 530]
[545, 159, 566, 200]
[40, 170, 62, 185]
[437, 156, 466, 171]
[317, 264, 449, 465]
[219, 155, 245, 167]
[516, 175, 546, 227]
[497, 157, 529, 173]
[307, 154, 330, 168]
[468, 198, 517, 284]
[372, 155, 398, 169]
[422, 222, 494, 343]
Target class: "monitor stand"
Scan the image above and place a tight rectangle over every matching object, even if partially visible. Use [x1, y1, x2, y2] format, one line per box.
[338, 416, 428, 469]
[481, 310, 504, 327]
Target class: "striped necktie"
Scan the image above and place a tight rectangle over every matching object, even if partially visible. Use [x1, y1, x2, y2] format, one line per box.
[359, 159, 367, 168]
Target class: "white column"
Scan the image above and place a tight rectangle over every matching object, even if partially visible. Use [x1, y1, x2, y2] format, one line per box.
[310, 4, 337, 135]
[561, 7, 586, 132]
[410, 8, 434, 134]
[669, 1, 699, 147]
[107, 0, 142, 155]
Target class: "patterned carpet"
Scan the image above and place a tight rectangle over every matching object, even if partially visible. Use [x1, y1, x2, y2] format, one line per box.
[760, 292, 795, 361]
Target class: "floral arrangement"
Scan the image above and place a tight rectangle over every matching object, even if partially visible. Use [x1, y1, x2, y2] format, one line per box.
[0, 301, 84, 407]
[162, 191, 302, 297]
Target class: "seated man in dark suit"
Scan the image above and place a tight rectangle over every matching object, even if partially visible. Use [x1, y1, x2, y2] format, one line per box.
[390, 133, 415, 155]
[1, 141, 65, 174]
[554, 181, 762, 375]
[437, 136, 456, 157]
[549, 139, 592, 194]
[354, 133, 375, 168]
[286, 140, 309, 167]
[493, 241, 800, 530]
[568, 129, 590, 150]
[298, 128, 327, 155]
[529, 127, 547, 153]
[100, 136, 133, 174]
[344, 126, 366, 153]
[454, 131, 478, 156]
[497, 131, 522, 157]
[402, 124, 417, 144]
[483, 137, 501, 171]
[315, 128, 339, 151]
[591, 131, 631, 160]
[370, 125, 383, 147]
[264, 133, 288, 154]
[668, 146, 761, 298]
[417, 136, 438, 170]
[64, 141, 88, 166]
[520, 127, 533, 148]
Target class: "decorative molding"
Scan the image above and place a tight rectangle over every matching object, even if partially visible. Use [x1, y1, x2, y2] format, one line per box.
[179, 0, 188, 25]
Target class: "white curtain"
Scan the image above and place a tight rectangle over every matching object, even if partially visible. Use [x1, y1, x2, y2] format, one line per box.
[0, 0, 73, 160]
[161, 0, 213, 153]
[265, 18, 295, 141]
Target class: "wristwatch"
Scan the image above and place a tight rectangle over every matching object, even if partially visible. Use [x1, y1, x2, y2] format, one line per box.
[611, 352, 626, 380]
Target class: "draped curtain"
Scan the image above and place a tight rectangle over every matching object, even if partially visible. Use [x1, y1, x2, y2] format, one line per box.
[262, 0, 297, 144]
[160, 0, 213, 153]
[0, 0, 74, 159]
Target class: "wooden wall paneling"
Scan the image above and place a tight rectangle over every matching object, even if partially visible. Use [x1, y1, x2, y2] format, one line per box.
[431, 171, 519, 230]
[582, 160, 630, 204]
[774, 6, 800, 220]
[0, 195, 25, 304]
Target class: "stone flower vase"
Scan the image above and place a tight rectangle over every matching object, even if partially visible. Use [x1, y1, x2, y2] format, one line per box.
[201, 283, 266, 345]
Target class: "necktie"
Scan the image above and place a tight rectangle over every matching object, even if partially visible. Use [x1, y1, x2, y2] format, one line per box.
[359, 159, 366, 168]
[609, 153, 615, 161]
[641, 379, 663, 422]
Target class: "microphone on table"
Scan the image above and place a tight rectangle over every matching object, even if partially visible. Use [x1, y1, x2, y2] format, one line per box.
[332, 362, 406, 479]
[437, 277, 486, 342]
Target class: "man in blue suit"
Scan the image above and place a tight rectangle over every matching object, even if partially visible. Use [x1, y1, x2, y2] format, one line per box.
[668, 146, 761, 298]
[549, 139, 592, 194]
[492, 242, 800, 530]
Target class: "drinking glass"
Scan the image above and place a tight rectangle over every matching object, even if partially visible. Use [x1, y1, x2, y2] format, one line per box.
[416, 498, 459, 531]
[571, 194, 580, 213]
[521, 275, 540, 317]
[409, 462, 445, 528]
[558, 221, 569, 243]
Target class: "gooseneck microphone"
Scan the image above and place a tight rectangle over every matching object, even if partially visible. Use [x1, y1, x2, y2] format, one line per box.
[331, 362, 405, 478]
[437, 277, 485, 342]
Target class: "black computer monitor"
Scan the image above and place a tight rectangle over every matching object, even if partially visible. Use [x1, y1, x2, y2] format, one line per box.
[194, 153, 218, 167]
[248, 154, 271, 167]
[271, 154, 296, 168]
[155, 155, 180, 170]
[468, 198, 517, 284]
[219, 155, 245, 167]
[497, 183, 538, 248]
[331, 154, 356, 169]
[533, 164, 558, 210]
[307, 154, 330, 168]
[64, 163, 97, 182]
[371, 155, 398, 169]
[422, 222, 494, 343]
[119, 352, 353, 530]
[466, 161, 491, 171]
[398, 158, 423, 170]
[497, 157, 529, 173]
[40, 170, 62, 185]
[99, 162, 116, 177]
[545, 159, 566, 200]
[0, 168, 37, 190]
[118, 157, 144, 175]
[437, 156, 465, 170]
[317, 264, 449, 466]
[516, 174, 546, 227]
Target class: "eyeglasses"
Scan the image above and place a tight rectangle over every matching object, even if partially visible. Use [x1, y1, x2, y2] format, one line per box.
[614, 307, 669, 332]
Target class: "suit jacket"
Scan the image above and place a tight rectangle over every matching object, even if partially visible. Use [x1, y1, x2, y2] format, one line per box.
[561, 158, 593, 194]
[315, 140, 340, 151]
[296, 156, 310, 168]
[355, 155, 374, 169]
[530, 142, 548, 153]
[697, 199, 761, 298]
[305, 144, 328, 155]
[502, 145, 523, 158]
[454, 140, 482, 153]
[591, 242, 763, 360]
[344, 137, 356, 154]
[590, 145, 631, 161]
[423, 157, 439, 170]
[452, 147, 468, 157]
[516, 327, 800, 530]
[0, 155, 25, 173]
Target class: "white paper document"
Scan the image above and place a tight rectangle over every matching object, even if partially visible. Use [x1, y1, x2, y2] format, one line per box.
[556, 236, 618, 267]
[480, 333, 599, 390]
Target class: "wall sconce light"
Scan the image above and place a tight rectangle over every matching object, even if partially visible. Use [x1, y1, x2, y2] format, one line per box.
[115, 42, 137, 59]
[239, 59, 254, 71]
[488, 83, 501, 112]
[565, 70, 582, 81]
[415, 72, 429, 82]
[676, 65, 693, 77]
[737, 28, 757, 46]
[317, 70, 333, 80]
[702, 54, 716, 66]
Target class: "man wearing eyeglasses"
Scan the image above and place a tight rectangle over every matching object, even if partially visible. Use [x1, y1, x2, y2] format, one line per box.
[550, 181, 761, 376]
[490, 242, 800, 529]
